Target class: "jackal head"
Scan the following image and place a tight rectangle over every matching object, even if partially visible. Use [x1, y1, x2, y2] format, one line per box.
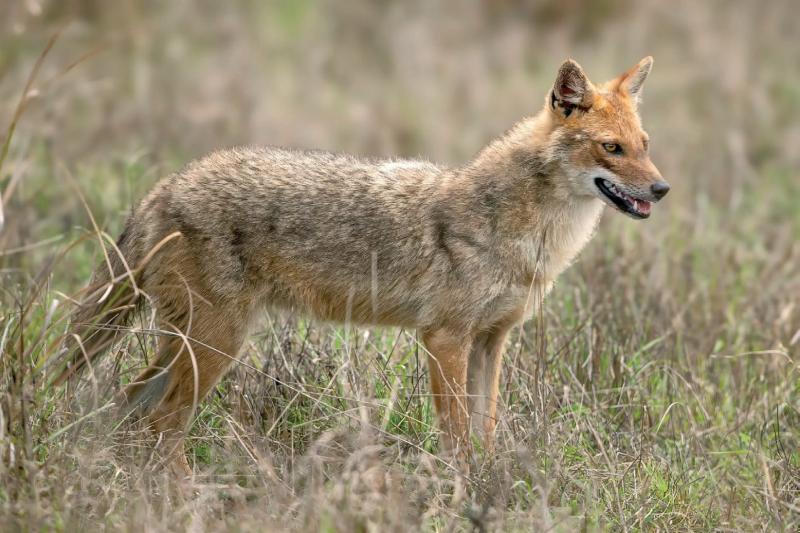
[547, 57, 669, 219]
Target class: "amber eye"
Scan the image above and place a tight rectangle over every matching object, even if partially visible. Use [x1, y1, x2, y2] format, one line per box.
[603, 142, 623, 154]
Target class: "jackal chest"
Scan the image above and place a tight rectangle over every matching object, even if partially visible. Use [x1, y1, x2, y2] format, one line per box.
[475, 201, 603, 328]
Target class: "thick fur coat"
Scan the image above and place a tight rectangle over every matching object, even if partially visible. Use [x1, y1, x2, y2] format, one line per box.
[57, 57, 668, 476]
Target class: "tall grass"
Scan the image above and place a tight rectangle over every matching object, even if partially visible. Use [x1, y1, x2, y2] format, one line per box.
[1, 0, 798, 530]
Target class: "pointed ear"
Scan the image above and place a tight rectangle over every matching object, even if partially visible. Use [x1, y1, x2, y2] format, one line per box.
[550, 59, 595, 118]
[618, 56, 653, 103]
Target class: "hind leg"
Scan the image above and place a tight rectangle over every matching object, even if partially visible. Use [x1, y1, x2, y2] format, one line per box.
[124, 298, 250, 478]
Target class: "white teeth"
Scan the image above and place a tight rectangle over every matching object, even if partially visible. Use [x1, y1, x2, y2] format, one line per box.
[606, 181, 628, 201]
[604, 180, 643, 211]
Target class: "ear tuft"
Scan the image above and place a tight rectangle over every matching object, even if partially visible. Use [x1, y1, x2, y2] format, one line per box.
[620, 56, 653, 103]
[551, 59, 594, 118]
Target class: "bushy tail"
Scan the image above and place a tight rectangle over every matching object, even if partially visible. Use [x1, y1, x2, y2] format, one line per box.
[53, 225, 143, 386]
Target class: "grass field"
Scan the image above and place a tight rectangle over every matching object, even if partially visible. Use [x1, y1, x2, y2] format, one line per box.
[1, 1, 798, 530]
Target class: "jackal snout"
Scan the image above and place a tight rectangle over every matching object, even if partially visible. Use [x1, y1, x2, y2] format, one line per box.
[632, 158, 669, 202]
[650, 179, 670, 200]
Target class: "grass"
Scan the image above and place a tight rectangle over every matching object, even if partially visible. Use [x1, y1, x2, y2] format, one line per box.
[1, 1, 799, 530]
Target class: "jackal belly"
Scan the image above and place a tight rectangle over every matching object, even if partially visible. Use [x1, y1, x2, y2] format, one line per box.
[254, 246, 515, 330]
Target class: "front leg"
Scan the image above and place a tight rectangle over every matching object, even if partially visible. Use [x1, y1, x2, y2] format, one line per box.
[422, 327, 473, 469]
[467, 324, 512, 453]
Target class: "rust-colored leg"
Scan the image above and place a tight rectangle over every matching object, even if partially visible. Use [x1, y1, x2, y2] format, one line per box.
[422, 327, 473, 470]
[124, 299, 249, 478]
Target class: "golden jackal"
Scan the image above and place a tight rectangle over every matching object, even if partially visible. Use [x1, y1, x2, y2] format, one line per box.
[56, 57, 669, 476]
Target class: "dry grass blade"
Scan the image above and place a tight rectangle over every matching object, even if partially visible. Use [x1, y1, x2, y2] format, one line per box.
[0, 30, 60, 236]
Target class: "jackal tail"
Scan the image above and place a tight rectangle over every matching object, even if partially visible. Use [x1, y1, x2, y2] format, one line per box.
[52, 226, 144, 386]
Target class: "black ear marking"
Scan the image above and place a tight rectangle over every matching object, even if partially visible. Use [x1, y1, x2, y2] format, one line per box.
[551, 89, 577, 118]
[550, 59, 594, 118]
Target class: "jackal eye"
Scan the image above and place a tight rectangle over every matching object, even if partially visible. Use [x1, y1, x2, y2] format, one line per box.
[602, 142, 622, 154]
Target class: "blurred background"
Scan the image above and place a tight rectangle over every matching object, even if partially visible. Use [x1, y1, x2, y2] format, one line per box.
[0, 1, 798, 530]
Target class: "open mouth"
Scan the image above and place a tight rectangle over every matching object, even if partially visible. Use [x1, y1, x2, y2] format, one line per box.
[594, 178, 652, 219]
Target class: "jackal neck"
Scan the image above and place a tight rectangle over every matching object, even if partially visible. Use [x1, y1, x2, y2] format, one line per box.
[440, 110, 604, 290]
[455, 111, 593, 238]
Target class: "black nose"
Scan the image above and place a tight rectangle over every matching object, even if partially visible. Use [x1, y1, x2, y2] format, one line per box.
[651, 181, 670, 199]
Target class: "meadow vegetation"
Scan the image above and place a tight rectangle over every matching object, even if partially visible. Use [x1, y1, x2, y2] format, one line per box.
[0, 1, 798, 530]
